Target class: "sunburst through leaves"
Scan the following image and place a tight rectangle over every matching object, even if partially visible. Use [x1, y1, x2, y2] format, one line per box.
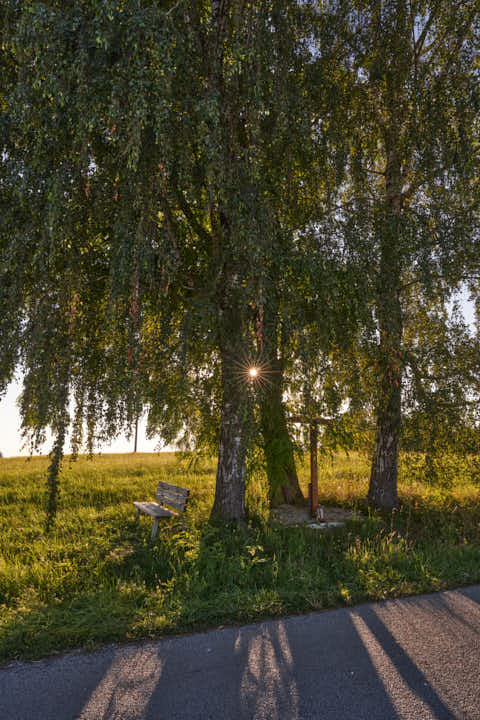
[232, 352, 274, 391]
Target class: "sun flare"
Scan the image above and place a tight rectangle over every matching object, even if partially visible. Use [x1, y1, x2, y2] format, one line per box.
[232, 355, 272, 389]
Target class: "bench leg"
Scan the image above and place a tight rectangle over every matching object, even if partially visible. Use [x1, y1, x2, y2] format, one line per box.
[135, 508, 140, 521]
[151, 518, 159, 540]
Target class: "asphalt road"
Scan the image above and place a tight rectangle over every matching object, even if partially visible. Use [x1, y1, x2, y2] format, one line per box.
[1, 585, 480, 720]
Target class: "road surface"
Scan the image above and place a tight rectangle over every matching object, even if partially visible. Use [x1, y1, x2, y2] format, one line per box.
[1, 585, 480, 719]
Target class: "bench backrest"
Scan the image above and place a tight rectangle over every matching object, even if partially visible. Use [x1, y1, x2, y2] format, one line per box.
[156, 480, 189, 512]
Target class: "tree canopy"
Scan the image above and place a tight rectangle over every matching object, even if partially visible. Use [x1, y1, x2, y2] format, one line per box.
[1, 0, 479, 525]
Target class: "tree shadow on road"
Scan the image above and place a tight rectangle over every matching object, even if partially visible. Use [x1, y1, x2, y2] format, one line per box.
[142, 609, 401, 720]
[354, 603, 455, 720]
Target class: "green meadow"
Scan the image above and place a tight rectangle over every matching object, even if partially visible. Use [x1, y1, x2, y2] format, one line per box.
[1, 451, 479, 663]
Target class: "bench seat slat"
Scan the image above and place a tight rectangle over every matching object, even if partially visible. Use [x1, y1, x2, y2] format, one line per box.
[133, 501, 177, 518]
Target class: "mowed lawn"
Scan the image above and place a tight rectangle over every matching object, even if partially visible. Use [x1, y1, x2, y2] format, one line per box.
[1, 451, 480, 663]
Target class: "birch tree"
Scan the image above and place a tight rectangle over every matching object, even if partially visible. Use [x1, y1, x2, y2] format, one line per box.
[1, 0, 316, 523]
[329, 0, 480, 508]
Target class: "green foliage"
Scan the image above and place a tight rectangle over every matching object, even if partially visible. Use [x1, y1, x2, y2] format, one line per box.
[1, 451, 480, 662]
[401, 451, 480, 490]
[1, 0, 319, 516]
[1, 0, 479, 519]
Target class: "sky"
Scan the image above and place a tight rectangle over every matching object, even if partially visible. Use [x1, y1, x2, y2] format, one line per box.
[0, 293, 476, 458]
[0, 378, 162, 457]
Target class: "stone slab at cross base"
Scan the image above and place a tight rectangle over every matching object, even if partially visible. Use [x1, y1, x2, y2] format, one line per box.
[270, 504, 360, 527]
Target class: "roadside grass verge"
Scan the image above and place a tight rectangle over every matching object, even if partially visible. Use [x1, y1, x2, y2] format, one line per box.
[1, 451, 479, 663]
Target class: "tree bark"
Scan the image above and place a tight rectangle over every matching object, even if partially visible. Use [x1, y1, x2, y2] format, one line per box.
[260, 356, 304, 505]
[211, 343, 249, 523]
[257, 287, 303, 506]
[368, 145, 403, 511]
[368, 365, 401, 510]
[207, 0, 250, 524]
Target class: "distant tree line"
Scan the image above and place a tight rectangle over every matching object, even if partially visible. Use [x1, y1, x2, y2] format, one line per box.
[1, 0, 479, 524]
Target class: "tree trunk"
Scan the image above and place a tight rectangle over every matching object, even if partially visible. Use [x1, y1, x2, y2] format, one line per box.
[368, 372, 401, 510]
[211, 345, 249, 523]
[260, 357, 304, 505]
[368, 146, 403, 511]
[368, 241, 403, 511]
[257, 286, 303, 506]
[207, 0, 248, 523]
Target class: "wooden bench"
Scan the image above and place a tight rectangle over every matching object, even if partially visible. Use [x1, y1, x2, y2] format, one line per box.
[133, 480, 189, 539]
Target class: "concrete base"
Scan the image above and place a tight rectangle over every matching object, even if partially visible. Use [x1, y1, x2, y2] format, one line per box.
[271, 504, 360, 528]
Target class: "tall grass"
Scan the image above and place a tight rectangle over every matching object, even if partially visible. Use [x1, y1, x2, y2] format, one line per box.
[0, 451, 479, 662]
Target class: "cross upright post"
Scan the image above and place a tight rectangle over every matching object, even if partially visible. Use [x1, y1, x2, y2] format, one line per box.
[310, 421, 318, 517]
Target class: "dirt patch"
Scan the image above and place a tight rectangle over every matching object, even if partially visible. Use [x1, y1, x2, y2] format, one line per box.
[270, 504, 359, 527]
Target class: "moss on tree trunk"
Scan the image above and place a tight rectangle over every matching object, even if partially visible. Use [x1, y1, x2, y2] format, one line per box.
[260, 358, 304, 506]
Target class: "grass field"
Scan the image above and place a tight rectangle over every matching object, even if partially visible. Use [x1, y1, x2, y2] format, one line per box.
[1, 451, 480, 663]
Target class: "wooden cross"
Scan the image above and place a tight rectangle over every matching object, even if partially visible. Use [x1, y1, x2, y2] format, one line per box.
[288, 416, 330, 517]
